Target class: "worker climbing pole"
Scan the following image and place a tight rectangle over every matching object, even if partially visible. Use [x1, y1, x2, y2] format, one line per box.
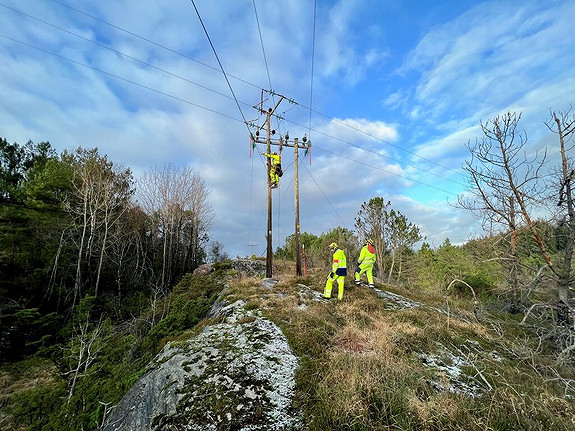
[248, 90, 311, 277]
[262, 149, 282, 188]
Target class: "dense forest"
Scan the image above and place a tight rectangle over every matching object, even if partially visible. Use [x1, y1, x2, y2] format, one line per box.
[1, 108, 574, 430]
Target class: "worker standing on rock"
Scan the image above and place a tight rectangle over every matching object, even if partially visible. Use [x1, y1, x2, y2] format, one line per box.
[324, 242, 347, 300]
[355, 238, 376, 288]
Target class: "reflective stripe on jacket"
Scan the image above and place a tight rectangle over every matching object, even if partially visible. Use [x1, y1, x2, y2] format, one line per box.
[332, 248, 347, 273]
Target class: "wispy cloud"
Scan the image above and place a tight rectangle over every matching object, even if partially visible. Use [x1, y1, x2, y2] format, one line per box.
[1, 0, 573, 256]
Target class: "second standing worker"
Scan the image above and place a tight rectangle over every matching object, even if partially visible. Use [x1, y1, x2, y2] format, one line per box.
[324, 242, 347, 300]
[355, 238, 376, 288]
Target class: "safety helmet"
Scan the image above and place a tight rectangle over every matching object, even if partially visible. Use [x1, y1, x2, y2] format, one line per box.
[366, 238, 374, 245]
[329, 242, 338, 250]
[272, 151, 277, 155]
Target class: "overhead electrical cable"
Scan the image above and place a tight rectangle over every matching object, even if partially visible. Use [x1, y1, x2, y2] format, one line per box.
[188, 0, 251, 133]
[5, 0, 472, 250]
[303, 107, 466, 179]
[248, 149, 260, 257]
[251, 1, 285, 141]
[281, 117, 467, 188]
[252, 0, 273, 93]
[44, 0, 262, 91]
[313, 144, 457, 195]
[0, 3, 251, 108]
[0, 32, 460, 197]
[1, 6, 466, 200]
[32, 0, 466, 183]
[301, 163, 346, 226]
[0, 33, 241, 123]
[308, 0, 317, 139]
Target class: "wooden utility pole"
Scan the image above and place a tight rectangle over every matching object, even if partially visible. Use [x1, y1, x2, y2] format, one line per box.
[294, 138, 302, 275]
[249, 93, 310, 277]
[265, 107, 274, 277]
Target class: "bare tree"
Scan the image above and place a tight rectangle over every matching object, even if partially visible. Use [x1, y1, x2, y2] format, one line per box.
[137, 164, 213, 289]
[545, 108, 575, 324]
[63, 313, 105, 403]
[460, 110, 575, 326]
[106, 205, 149, 296]
[62, 148, 134, 301]
[458, 112, 547, 309]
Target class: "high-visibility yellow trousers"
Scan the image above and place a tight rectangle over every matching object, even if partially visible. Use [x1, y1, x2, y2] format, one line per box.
[355, 262, 374, 285]
[324, 273, 345, 300]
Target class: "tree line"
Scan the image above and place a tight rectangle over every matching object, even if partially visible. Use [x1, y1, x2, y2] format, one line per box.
[0, 139, 213, 361]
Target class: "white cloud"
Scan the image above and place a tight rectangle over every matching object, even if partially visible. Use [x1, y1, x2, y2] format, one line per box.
[1, 0, 573, 258]
[323, 118, 397, 142]
[402, 0, 575, 123]
[413, 125, 481, 161]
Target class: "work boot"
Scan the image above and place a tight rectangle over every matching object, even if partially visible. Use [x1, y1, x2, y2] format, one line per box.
[369, 284, 375, 289]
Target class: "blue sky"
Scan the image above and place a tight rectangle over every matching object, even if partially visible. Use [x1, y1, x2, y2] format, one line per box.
[1, 0, 574, 257]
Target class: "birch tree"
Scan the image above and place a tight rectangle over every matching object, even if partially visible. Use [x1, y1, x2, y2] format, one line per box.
[137, 164, 213, 289]
[62, 148, 133, 301]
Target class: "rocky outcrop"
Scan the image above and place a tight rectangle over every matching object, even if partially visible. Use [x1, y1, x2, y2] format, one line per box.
[101, 271, 493, 430]
[231, 259, 266, 278]
[102, 298, 302, 431]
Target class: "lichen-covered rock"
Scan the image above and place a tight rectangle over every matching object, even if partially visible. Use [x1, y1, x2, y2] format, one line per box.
[231, 259, 267, 277]
[102, 300, 302, 431]
[192, 264, 214, 276]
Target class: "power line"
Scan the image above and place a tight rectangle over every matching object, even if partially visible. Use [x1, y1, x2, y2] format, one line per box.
[304, 107, 466, 180]
[282, 117, 467, 188]
[252, 0, 273, 93]
[313, 144, 457, 195]
[1, 2, 469, 249]
[0, 4, 464, 195]
[41, 0, 466, 181]
[0, 32, 461, 198]
[308, 0, 317, 139]
[0, 42, 456, 239]
[44, 0, 262, 91]
[3, 0, 464, 190]
[0, 33, 241, 123]
[0, 2, 245, 106]
[301, 162, 346, 226]
[189, 0, 250, 133]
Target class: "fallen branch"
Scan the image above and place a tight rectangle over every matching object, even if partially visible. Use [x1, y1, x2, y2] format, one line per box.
[523, 265, 550, 300]
[519, 303, 555, 325]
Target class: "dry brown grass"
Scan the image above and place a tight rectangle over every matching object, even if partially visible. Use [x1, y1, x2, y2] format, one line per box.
[216, 260, 575, 430]
[0, 358, 59, 431]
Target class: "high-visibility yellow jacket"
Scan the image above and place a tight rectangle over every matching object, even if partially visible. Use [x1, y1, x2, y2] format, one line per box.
[357, 244, 376, 265]
[332, 248, 347, 275]
[263, 153, 281, 166]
